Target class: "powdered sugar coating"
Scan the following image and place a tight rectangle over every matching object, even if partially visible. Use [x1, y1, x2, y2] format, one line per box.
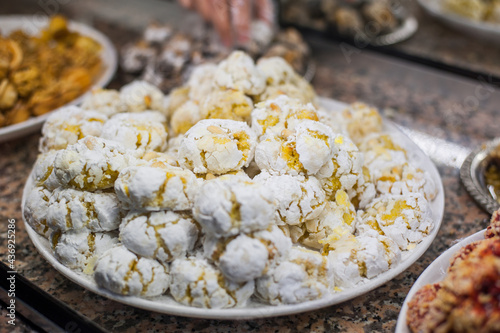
[46, 136, 136, 191]
[45, 188, 122, 232]
[200, 89, 254, 122]
[255, 120, 334, 176]
[101, 111, 168, 156]
[52, 230, 119, 273]
[254, 171, 326, 227]
[324, 228, 401, 288]
[119, 80, 166, 113]
[214, 51, 265, 96]
[256, 247, 334, 305]
[297, 190, 358, 249]
[178, 119, 257, 175]
[193, 176, 275, 237]
[94, 245, 170, 297]
[203, 226, 292, 283]
[23, 186, 52, 238]
[81, 89, 127, 117]
[169, 257, 254, 308]
[186, 63, 217, 102]
[39, 106, 107, 153]
[360, 133, 437, 200]
[257, 57, 296, 86]
[120, 211, 199, 263]
[251, 95, 319, 139]
[316, 133, 376, 208]
[170, 101, 202, 135]
[357, 193, 434, 250]
[32, 151, 57, 188]
[341, 102, 384, 145]
[115, 165, 199, 211]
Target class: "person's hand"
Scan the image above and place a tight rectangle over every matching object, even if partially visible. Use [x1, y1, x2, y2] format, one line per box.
[178, 0, 274, 47]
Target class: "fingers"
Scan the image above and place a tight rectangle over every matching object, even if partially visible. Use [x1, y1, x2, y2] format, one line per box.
[210, 0, 232, 46]
[178, 0, 194, 9]
[194, 0, 212, 21]
[255, 0, 274, 26]
[230, 0, 252, 45]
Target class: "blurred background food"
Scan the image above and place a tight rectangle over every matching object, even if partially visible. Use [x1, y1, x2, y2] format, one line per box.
[444, 0, 500, 23]
[0, 15, 103, 127]
[120, 22, 311, 93]
[279, 0, 406, 38]
[406, 213, 500, 333]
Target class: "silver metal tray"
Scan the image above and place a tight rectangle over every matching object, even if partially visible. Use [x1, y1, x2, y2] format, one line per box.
[460, 138, 500, 214]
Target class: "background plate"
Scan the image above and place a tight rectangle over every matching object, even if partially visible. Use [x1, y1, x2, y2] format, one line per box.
[0, 15, 117, 143]
[395, 229, 485, 333]
[417, 0, 500, 42]
[22, 97, 445, 319]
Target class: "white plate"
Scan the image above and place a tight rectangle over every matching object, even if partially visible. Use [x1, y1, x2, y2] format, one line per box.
[22, 97, 445, 319]
[0, 15, 117, 143]
[395, 229, 485, 333]
[417, 0, 500, 42]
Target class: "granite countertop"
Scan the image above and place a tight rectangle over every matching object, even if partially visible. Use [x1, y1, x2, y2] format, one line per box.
[1, 1, 498, 332]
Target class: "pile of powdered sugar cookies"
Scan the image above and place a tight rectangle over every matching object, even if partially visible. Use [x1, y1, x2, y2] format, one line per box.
[23, 50, 438, 309]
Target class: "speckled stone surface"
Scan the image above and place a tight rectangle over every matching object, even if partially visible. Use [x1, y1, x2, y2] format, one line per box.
[0, 2, 497, 332]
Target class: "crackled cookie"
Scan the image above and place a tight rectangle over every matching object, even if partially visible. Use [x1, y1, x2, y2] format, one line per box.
[360, 133, 437, 200]
[51, 230, 119, 273]
[186, 63, 217, 102]
[115, 164, 199, 211]
[342, 102, 383, 145]
[101, 111, 168, 156]
[32, 151, 57, 188]
[203, 226, 292, 283]
[357, 193, 434, 251]
[23, 186, 52, 238]
[81, 88, 127, 117]
[119, 80, 166, 113]
[166, 86, 190, 117]
[255, 57, 316, 104]
[255, 119, 334, 176]
[94, 245, 170, 297]
[293, 190, 358, 249]
[193, 175, 275, 237]
[170, 101, 202, 135]
[255, 83, 315, 105]
[214, 51, 265, 96]
[251, 95, 319, 139]
[323, 228, 401, 288]
[316, 133, 376, 208]
[254, 171, 326, 226]
[256, 246, 334, 305]
[120, 211, 199, 263]
[178, 119, 257, 175]
[45, 188, 122, 232]
[169, 257, 254, 308]
[166, 135, 184, 157]
[44, 136, 136, 191]
[200, 89, 254, 122]
[316, 108, 347, 135]
[140, 151, 179, 168]
[39, 106, 107, 153]
[256, 56, 296, 86]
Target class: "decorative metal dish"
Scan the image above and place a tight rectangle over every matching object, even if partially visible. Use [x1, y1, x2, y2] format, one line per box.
[460, 137, 500, 214]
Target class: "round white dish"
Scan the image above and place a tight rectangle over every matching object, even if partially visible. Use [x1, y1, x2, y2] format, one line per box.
[0, 15, 117, 143]
[417, 0, 500, 42]
[395, 229, 486, 333]
[22, 97, 445, 319]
